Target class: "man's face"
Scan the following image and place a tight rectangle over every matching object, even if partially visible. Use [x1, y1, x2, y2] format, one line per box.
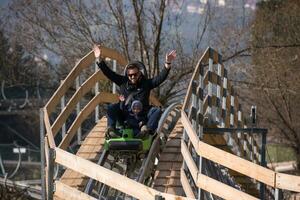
[127, 68, 141, 84]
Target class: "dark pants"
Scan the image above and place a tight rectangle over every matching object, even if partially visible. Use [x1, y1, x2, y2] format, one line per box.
[107, 103, 162, 131]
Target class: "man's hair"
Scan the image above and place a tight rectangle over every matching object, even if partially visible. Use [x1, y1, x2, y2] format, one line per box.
[124, 61, 147, 77]
[126, 64, 140, 71]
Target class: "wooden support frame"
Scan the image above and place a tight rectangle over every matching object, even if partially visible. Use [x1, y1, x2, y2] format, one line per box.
[181, 111, 275, 187]
[44, 108, 56, 148]
[196, 173, 259, 200]
[51, 72, 107, 137]
[45, 46, 127, 115]
[47, 148, 55, 200]
[55, 181, 97, 200]
[276, 173, 300, 192]
[55, 148, 195, 200]
[59, 92, 118, 150]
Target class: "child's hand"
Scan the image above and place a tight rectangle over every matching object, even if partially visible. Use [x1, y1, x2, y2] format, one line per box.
[119, 95, 125, 101]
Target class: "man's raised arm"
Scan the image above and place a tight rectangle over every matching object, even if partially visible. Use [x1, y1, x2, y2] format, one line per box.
[93, 44, 126, 86]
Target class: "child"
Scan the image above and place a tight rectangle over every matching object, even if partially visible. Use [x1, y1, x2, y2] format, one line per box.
[125, 100, 148, 138]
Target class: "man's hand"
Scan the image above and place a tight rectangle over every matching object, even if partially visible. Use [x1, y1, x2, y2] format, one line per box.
[93, 44, 101, 59]
[165, 50, 176, 69]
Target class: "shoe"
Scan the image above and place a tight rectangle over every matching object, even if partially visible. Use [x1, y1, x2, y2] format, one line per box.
[106, 126, 119, 138]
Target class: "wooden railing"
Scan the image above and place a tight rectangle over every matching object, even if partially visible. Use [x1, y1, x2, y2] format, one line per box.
[180, 47, 300, 199]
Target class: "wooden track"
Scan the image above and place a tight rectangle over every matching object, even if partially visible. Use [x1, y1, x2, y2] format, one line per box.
[58, 117, 107, 192]
[152, 119, 184, 195]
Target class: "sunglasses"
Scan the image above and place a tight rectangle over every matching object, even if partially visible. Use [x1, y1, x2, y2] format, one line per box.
[128, 72, 139, 78]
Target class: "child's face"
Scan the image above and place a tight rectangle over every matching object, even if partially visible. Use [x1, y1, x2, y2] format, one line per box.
[132, 106, 142, 114]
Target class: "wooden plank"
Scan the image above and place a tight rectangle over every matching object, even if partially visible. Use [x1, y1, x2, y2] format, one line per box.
[51, 72, 106, 137]
[204, 71, 218, 85]
[276, 173, 300, 192]
[197, 139, 275, 187]
[183, 47, 210, 111]
[55, 181, 97, 200]
[181, 140, 198, 182]
[59, 92, 118, 150]
[55, 148, 195, 200]
[203, 95, 217, 112]
[44, 108, 56, 148]
[181, 111, 199, 151]
[182, 113, 276, 187]
[180, 168, 196, 198]
[45, 46, 127, 114]
[197, 173, 259, 200]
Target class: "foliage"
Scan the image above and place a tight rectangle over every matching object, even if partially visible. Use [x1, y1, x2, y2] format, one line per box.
[0, 29, 41, 87]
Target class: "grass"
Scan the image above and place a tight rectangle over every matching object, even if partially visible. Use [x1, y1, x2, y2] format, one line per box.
[266, 144, 297, 163]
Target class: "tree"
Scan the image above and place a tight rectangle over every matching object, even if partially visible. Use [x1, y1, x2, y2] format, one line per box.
[250, 0, 300, 170]
[4, 0, 216, 104]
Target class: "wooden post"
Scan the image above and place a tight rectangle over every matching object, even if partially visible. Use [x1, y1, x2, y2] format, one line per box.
[76, 76, 82, 144]
[94, 61, 99, 122]
[39, 109, 46, 200]
[60, 80, 66, 139]
[260, 131, 267, 199]
[197, 64, 205, 200]
[47, 148, 55, 200]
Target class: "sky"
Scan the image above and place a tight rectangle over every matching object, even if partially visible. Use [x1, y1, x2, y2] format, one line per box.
[0, 0, 8, 7]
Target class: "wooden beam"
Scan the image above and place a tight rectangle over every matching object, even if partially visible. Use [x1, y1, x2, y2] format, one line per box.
[203, 95, 217, 112]
[197, 173, 259, 200]
[45, 46, 127, 115]
[197, 139, 275, 187]
[55, 181, 97, 200]
[275, 173, 300, 192]
[183, 47, 210, 111]
[181, 140, 198, 182]
[180, 168, 196, 198]
[59, 92, 118, 150]
[44, 108, 56, 148]
[51, 72, 106, 137]
[55, 148, 195, 200]
[203, 71, 218, 86]
[181, 111, 199, 151]
[181, 113, 275, 187]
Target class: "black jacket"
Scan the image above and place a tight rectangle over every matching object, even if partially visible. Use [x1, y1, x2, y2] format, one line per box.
[97, 60, 170, 111]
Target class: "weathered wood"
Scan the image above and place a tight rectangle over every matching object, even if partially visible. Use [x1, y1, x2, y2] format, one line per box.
[55, 148, 194, 200]
[197, 173, 259, 200]
[276, 173, 300, 192]
[59, 92, 118, 150]
[55, 181, 97, 200]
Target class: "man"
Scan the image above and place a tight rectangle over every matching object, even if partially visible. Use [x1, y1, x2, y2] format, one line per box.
[93, 45, 176, 138]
